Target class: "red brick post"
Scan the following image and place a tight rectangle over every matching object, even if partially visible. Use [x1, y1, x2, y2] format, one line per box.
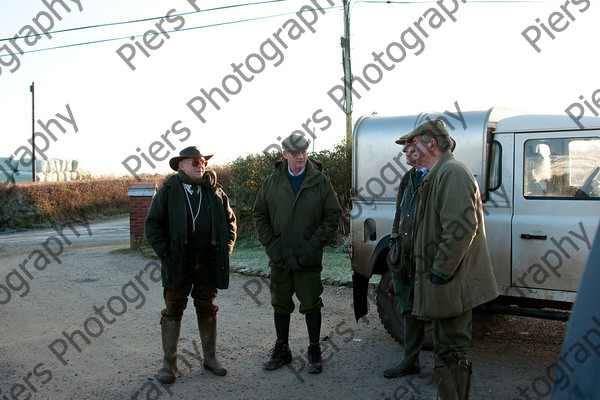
[127, 182, 157, 249]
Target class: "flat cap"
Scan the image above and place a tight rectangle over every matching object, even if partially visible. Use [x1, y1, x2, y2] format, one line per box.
[281, 133, 310, 152]
[395, 118, 450, 145]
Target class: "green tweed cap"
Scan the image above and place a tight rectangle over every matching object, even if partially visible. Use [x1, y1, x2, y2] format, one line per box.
[281, 133, 310, 152]
[395, 118, 450, 145]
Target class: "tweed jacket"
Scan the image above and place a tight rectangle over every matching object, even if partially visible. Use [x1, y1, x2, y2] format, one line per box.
[412, 152, 499, 319]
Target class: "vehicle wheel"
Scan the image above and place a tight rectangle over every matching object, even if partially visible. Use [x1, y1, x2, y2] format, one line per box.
[376, 270, 433, 350]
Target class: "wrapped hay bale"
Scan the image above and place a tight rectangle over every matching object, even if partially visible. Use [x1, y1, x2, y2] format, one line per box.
[15, 158, 33, 171]
[0, 172, 13, 184]
[0, 157, 17, 172]
[63, 159, 73, 172]
[71, 159, 82, 172]
[35, 158, 52, 173]
[48, 158, 59, 172]
[46, 172, 58, 182]
[0, 158, 16, 184]
[12, 171, 46, 183]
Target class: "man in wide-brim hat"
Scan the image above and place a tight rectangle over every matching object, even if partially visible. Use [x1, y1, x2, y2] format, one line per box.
[167, 146, 213, 172]
[145, 146, 236, 384]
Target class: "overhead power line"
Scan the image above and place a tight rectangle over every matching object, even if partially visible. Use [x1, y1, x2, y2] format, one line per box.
[1, 4, 340, 58]
[0, 0, 291, 43]
[355, 0, 561, 3]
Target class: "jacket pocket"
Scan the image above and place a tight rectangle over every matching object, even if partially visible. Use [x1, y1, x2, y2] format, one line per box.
[266, 234, 283, 264]
[422, 272, 463, 319]
[387, 241, 402, 271]
[299, 239, 323, 268]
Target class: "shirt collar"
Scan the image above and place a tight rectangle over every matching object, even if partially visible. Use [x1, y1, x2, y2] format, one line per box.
[288, 166, 306, 176]
[182, 183, 199, 195]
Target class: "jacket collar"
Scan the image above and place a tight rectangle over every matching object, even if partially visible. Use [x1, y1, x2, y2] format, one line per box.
[426, 152, 454, 175]
[420, 152, 454, 188]
[275, 158, 322, 178]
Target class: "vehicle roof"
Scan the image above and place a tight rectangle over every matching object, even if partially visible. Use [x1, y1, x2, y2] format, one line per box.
[495, 114, 600, 133]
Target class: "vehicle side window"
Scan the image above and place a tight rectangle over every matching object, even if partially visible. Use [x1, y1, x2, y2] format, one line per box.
[523, 138, 600, 199]
[487, 140, 502, 192]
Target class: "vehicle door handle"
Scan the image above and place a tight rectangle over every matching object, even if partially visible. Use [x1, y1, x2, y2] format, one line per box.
[521, 233, 548, 240]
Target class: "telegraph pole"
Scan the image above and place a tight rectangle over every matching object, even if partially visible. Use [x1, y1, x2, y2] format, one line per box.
[342, 0, 353, 146]
[30, 82, 36, 182]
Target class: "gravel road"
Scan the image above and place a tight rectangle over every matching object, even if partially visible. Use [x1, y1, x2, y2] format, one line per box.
[0, 216, 566, 400]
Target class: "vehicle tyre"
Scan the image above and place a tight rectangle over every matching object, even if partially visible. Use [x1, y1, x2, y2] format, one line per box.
[376, 270, 434, 350]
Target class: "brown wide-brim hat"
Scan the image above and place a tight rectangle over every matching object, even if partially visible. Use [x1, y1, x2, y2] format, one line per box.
[395, 118, 450, 145]
[169, 146, 213, 171]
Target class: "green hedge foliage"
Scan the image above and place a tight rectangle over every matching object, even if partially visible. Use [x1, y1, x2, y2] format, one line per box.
[228, 140, 351, 234]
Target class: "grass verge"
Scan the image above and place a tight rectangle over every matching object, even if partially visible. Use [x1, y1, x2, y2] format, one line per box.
[136, 231, 354, 286]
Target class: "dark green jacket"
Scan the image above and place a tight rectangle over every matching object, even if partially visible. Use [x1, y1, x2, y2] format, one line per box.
[145, 171, 236, 290]
[389, 168, 419, 275]
[252, 159, 342, 271]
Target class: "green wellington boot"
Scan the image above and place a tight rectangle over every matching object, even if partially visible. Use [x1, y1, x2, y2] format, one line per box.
[383, 317, 424, 378]
[434, 359, 472, 400]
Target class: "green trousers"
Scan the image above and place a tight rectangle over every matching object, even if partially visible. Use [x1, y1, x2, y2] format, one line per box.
[392, 272, 471, 364]
[392, 272, 424, 366]
[269, 267, 323, 315]
[432, 309, 472, 365]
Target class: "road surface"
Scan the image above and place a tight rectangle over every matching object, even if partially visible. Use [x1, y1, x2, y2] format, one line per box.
[0, 216, 566, 399]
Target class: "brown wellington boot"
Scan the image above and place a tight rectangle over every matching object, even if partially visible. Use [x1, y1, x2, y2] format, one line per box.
[157, 318, 181, 384]
[197, 316, 227, 376]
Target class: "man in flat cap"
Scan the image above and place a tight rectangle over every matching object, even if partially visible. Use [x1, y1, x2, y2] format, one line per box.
[145, 146, 236, 384]
[383, 132, 429, 379]
[384, 122, 457, 380]
[253, 133, 342, 374]
[398, 119, 498, 399]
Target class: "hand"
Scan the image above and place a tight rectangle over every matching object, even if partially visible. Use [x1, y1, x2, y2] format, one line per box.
[430, 274, 452, 285]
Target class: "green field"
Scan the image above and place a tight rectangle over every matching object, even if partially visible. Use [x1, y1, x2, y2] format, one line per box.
[137, 231, 356, 286]
[230, 232, 354, 285]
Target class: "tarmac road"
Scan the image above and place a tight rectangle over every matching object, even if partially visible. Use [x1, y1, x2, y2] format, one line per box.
[0, 216, 566, 400]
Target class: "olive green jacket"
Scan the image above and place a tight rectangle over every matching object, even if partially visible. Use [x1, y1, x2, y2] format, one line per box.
[145, 171, 236, 290]
[252, 159, 342, 271]
[412, 152, 499, 319]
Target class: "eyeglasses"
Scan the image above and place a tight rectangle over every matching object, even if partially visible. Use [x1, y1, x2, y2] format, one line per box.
[185, 158, 207, 167]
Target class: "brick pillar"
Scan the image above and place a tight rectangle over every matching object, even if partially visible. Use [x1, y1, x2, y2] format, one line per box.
[127, 182, 157, 249]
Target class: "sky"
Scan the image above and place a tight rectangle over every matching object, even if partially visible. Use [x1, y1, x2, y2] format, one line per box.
[0, 0, 598, 178]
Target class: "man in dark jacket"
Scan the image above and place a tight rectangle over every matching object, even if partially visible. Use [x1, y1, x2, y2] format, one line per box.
[145, 146, 236, 384]
[383, 139, 428, 379]
[384, 135, 455, 379]
[253, 133, 342, 374]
